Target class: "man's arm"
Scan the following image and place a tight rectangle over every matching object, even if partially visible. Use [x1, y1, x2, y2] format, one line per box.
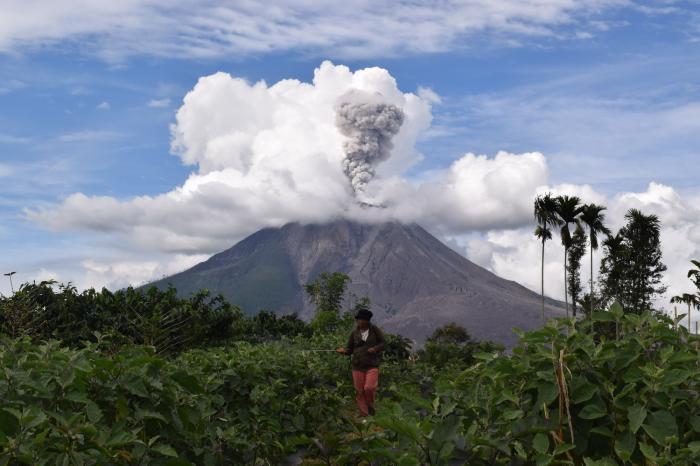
[369, 326, 385, 353]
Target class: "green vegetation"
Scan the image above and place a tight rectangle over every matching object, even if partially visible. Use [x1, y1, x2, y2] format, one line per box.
[1, 286, 700, 464]
[600, 210, 667, 314]
[1, 249, 700, 463]
[533, 195, 670, 321]
[534, 192, 561, 323]
[566, 225, 587, 317]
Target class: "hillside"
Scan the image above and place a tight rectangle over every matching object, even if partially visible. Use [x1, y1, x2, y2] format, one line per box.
[149, 220, 565, 346]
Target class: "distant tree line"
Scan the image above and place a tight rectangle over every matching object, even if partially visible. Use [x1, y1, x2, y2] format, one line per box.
[534, 194, 674, 319]
[0, 271, 491, 367]
[0, 281, 310, 354]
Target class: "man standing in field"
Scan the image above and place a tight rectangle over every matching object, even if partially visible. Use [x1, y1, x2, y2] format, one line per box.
[336, 306, 385, 417]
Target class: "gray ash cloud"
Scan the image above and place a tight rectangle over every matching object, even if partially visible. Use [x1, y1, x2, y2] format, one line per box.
[335, 90, 404, 197]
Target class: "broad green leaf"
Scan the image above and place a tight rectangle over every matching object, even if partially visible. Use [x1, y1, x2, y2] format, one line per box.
[430, 414, 461, 447]
[638, 442, 657, 461]
[171, 371, 204, 394]
[123, 377, 149, 397]
[642, 410, 678, 446]
[86, 402, 103, 424]
[502, 409, 524, 421]
[590, 426, 613, 437]
[152, 444, 178, 457]
[661, 369, 691, 387]
[536, 383, 558, 407]
[374, 416, 420, 442]
[533, 432, 549, 454]
[578, 403, 607, 420]
[553, 443, 575, 455]
[614, 431, 635, 462]
[571, 380, 598, 404]
[627, 405, 646, 434]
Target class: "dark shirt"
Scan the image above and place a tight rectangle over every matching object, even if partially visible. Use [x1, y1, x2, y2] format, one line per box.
[344, 323, 385, 370]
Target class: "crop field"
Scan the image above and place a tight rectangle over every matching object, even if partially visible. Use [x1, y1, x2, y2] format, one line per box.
[1, 283, 699, 465]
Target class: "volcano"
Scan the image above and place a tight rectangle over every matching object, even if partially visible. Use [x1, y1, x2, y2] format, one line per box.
[148, 220, 565, 346]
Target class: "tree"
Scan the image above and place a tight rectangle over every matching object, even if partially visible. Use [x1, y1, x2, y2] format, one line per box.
[580, 203, 611, 316]
[577, 292, 596, 319]
[599, 209, 667, 314]
[534, 193, 561, 323]
[423, 323, 502, 368]
[305, 272, 351, 333]
[427, 322, 470, 344]
[687, 260, 700, 292]
[671, 293, 698, 333]
[555, 195, 584, 318]
[620, 209, 667, 314]
[567, 225, 587, 317]
[304, 272, 351, 315]
[599, 233, 626, 307]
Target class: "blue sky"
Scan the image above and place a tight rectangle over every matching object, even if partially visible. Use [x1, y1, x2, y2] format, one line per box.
[1, 0, 700, 305]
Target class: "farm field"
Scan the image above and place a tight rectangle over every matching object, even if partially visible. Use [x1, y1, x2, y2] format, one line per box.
[1, 284, 699, 465]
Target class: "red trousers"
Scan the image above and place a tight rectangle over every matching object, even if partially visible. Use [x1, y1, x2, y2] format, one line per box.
[352, 368, 379, 416]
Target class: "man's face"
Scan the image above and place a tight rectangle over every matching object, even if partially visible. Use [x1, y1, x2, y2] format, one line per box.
[356, 319, 370, 330]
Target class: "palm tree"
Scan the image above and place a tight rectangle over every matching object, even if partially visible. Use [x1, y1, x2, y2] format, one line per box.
[688, 260, 700, 291]
[580, 204, 611, 317]
[670, 293, 699, 333]
[555, 195, 584, 318]
[534, 193, 561, 324]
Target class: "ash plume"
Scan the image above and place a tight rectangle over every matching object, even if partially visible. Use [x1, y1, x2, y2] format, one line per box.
[335, 90, 405, 198]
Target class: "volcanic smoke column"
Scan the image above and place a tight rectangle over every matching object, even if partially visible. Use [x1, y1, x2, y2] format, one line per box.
[335, 90, 405, 200]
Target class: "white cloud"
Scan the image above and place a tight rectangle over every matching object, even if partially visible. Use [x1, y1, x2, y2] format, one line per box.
[96, 101, 110, 110]
[0, 0, 628, 60]
[24, 61, 700, 321]
[148, 98, 171, 108]
[57, 131, 122, 143]
[449, 182, 700, 328]
[30, 62, 550, 255]
[81, 253, 209, 290]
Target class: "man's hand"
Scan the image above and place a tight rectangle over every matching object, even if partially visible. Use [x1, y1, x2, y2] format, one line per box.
[367, 347, 377, 354]
[336, 347, 348, 354]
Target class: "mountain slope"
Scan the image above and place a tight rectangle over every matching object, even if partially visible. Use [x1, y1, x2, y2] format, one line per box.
[149, 220, 565, 346]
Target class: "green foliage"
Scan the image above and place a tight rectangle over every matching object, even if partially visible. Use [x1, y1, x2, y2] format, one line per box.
[427, 322, 470, 344]
[567, 225, 587, 316]
[600, 209, 667, 314]
[0, 282, 243, 353]
[339, 308, 700, 465]
[304, 272, 351, 315]
[422, 323, 504, 369]
[382, 333, 413, 361]
[2, 280, 699, 465]
[241, 310, 312, 343]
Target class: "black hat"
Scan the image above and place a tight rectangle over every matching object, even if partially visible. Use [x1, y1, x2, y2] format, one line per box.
[355, 308, 373, 321]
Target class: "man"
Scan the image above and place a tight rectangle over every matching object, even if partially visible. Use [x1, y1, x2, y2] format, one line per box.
[336, 306, 385, 417]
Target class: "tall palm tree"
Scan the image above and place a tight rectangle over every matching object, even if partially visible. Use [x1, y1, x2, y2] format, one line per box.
[671, 293, 699, 333]
[688, 260, 700, 291]
[555, 195, 584, 318]
[580, 204, 611, 317]
[534, 193, 561, 324]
